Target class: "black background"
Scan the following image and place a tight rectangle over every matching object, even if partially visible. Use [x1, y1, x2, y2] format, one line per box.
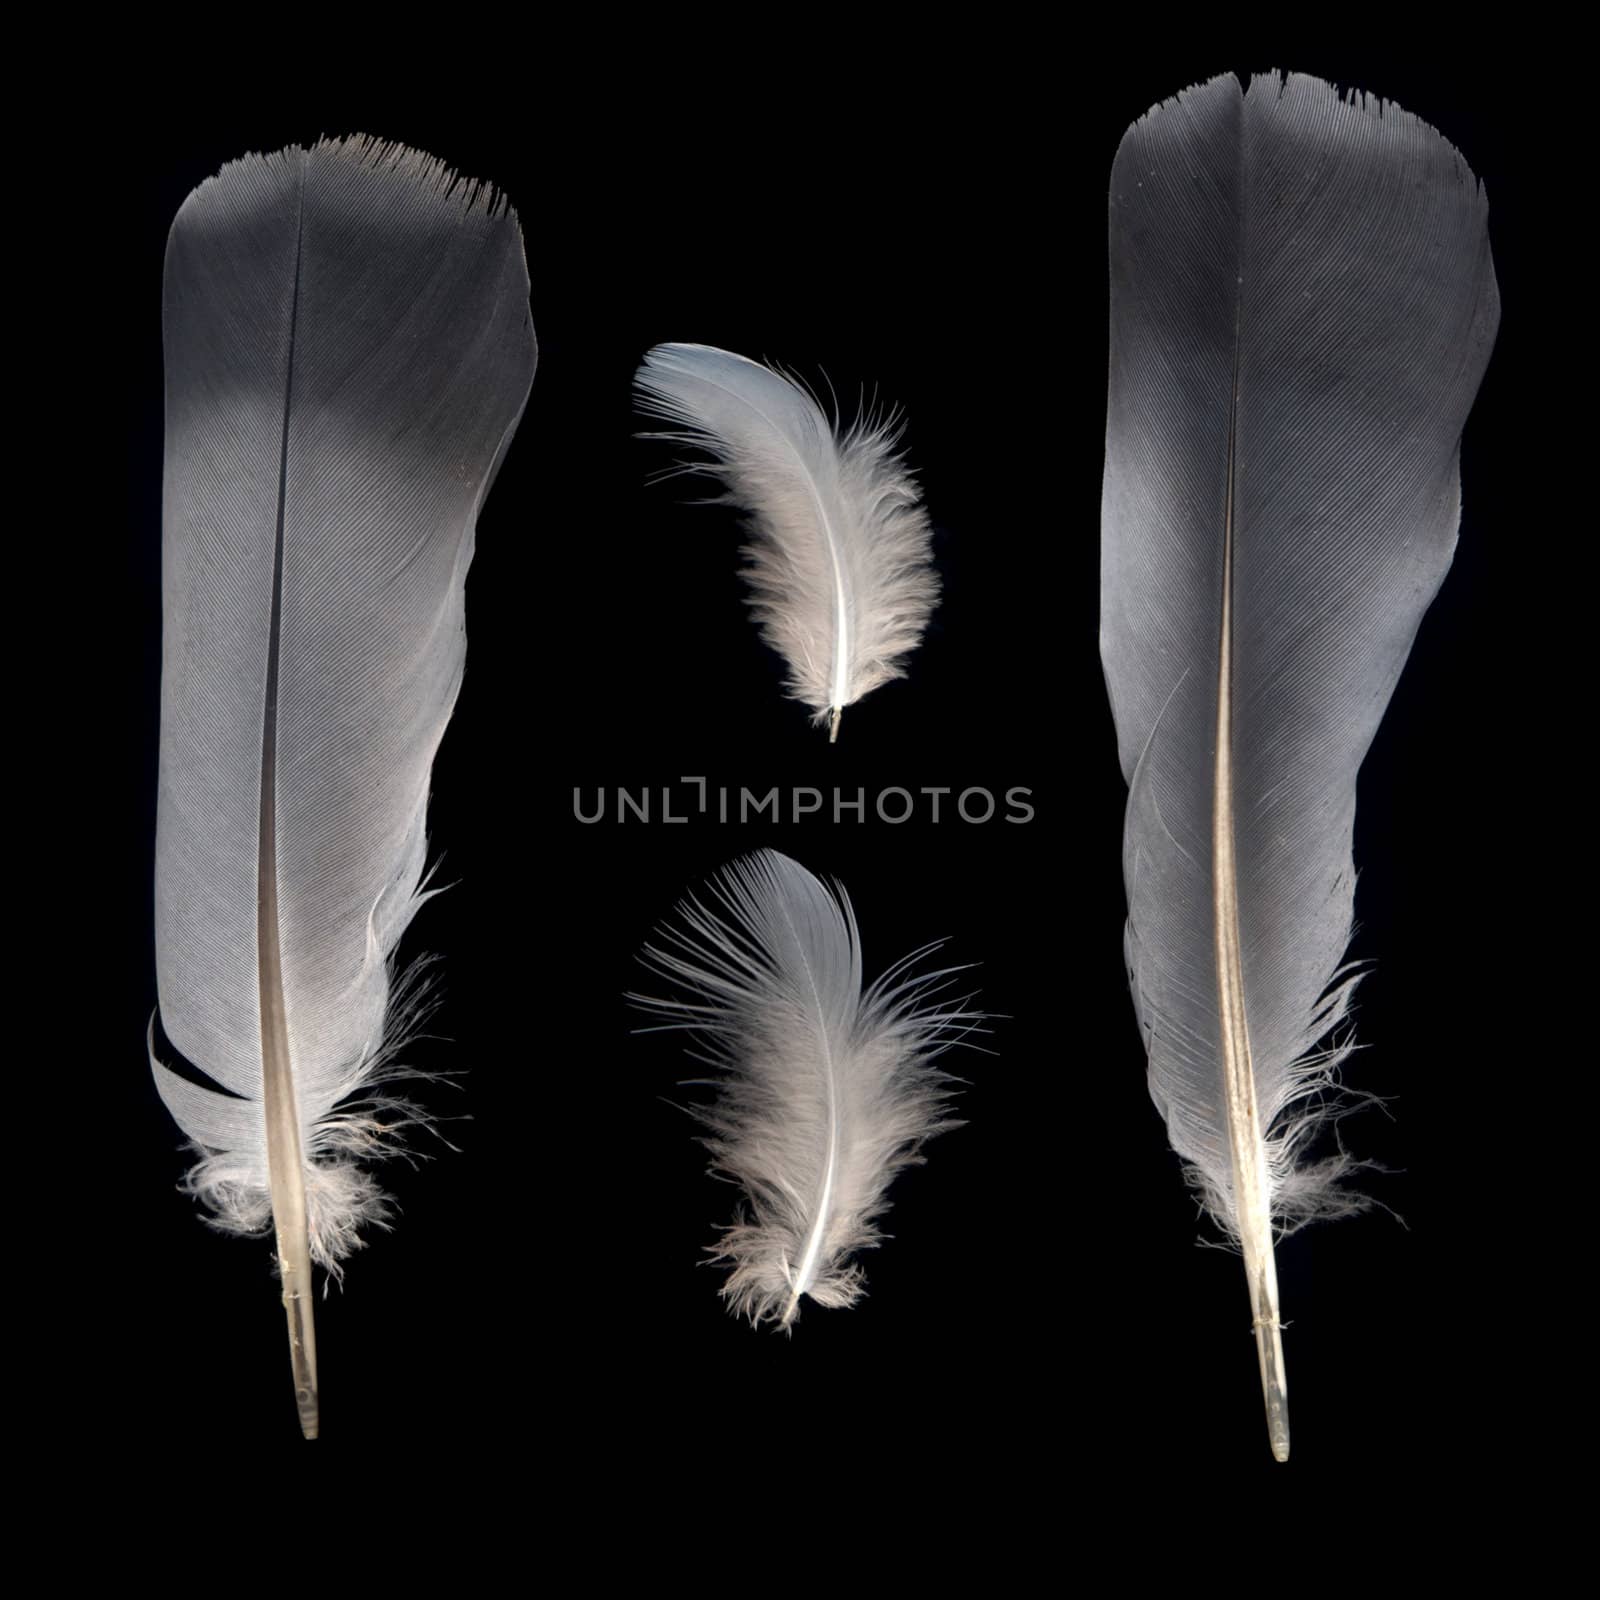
[86, 47, 1534, 1493]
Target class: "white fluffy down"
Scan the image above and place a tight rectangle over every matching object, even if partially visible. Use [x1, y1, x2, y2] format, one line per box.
[635, 850, 979, 1326]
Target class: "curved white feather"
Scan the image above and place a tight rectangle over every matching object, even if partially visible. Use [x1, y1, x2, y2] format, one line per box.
[635, 343, 939, 738]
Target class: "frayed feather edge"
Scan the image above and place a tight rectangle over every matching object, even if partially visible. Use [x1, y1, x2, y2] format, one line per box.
[173, 953, 456, 1281]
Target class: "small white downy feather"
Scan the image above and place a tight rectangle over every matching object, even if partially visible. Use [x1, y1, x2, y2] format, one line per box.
[1100, 73, 1498, 1459]
[634, 850, 977, 1325]
[635, 343, 939, 740]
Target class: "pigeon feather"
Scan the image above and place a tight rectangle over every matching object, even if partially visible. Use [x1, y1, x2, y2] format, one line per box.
[1100, 72, 1498, 1460]
[151, 136, 536, 1434]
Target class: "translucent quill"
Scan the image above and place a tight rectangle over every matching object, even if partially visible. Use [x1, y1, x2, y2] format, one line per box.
[1099, 73, 1498, 1459]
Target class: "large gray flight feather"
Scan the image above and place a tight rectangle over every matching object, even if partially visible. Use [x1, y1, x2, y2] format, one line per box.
[1100, 73, 1498, 1459]
[152, 137, 536, 1434]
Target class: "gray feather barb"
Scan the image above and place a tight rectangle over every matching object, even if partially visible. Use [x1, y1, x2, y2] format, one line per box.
[151, 137, 536, 1436]
[1100, 74, 1497, 1460]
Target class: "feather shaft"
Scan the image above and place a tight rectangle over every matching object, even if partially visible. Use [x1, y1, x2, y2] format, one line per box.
[782, 900, 844, 1319]
[256, 193, 318, 1434]
[258, 591, 320, 1432]
[1214, 503, 1288, 1461]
